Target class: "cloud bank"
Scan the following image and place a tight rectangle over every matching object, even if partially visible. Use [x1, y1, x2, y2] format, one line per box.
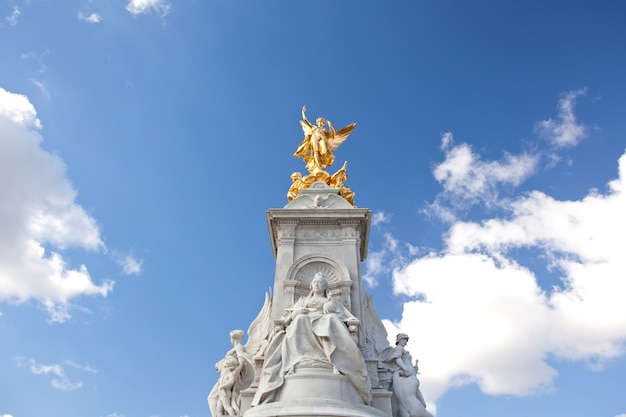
[373, 91, 626, 404]
[0, 87, 113, 322]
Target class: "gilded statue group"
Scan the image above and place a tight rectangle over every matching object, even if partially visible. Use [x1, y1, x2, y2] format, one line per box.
[288, 106, 357, 206]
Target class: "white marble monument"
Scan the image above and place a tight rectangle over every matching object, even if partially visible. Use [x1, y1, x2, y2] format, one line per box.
[208, 108, 433, 417]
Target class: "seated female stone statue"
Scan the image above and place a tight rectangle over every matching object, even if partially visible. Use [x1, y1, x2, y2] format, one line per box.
[251, 272, 371, 406]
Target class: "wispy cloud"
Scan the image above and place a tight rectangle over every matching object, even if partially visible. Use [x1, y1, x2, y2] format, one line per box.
[15, 357, 83, 390]
[433, 132, 538, 207]
[30, 78, 50, 98]
[78, 12, 101, 23]
[65, 359, 98, 374]
[5, 6, 20, 26]
[372, 211, 391, 226]
[364, 232, 407, 288]
[536, 88, 588, 148]
[117, 253, 144, 275]
[126, 0, 171, 17]
[0, 87, 113, 322]
[20, 49, 49, 74]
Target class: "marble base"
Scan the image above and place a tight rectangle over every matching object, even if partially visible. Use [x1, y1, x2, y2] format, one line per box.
[277, 367, 363, 404]
[244, 398, 388, 417]
[241, 367, 392, 417]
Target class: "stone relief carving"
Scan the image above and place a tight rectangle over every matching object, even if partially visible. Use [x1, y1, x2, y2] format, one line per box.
[342, 226, 359, 238]
[284, 189, 355, 209]
[276, 225, 295, 239]
[296, 229, 341, 239]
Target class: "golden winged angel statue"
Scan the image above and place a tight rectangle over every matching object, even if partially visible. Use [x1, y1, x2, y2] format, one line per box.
[294, 105, 356, 174]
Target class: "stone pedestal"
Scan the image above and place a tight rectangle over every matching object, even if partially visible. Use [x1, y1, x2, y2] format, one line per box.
[266, 185, 371, 336]
[278, 367, 365, 404]
[245, 398, 388, 417]
[217, 184, 394, 417]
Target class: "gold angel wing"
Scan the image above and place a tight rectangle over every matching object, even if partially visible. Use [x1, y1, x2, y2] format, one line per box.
[330, 161, 349, 189]
[243, 289, 273, 358]
[294, 132, 312, 161]
[294, 106, 315, 160]
[327, 122, 356, 152]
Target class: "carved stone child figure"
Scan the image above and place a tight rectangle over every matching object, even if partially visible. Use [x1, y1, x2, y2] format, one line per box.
[208, 330, 255, 417]
[215, 355, 241, 415]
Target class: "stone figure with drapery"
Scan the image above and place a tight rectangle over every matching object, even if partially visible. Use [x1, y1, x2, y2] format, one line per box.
[251, 272, 372, 406]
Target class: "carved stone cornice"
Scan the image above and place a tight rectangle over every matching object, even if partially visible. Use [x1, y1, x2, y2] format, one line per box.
[266, 209, 372, 261]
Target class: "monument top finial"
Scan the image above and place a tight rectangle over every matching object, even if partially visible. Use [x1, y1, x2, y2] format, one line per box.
[294, 105, 356, 173]
[289, 106, 357, 206]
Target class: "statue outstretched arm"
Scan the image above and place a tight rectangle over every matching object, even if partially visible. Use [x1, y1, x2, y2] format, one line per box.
[301, 105, 313, 129]
[327, 120, 336, 137]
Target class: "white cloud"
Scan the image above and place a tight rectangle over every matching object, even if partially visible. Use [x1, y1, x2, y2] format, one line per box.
[20, 49, 49, 74]
[387, 149, 626, 403]
[0, 88, 41, 128]
[6, 6, 20, 26]
[372, 211, 391, 226]
[369, 91, 626, 405]
[0, 87, 113, 322]
[433, 133, 538, 206]
[118, 253, 143, 275]
[30, 78, 50, 98]
[15, 357, 82, 390]
[364, 233, 403, 288]
[126, 0, 171, 16]
[536, 88, 588, 148]
[78, 12, 101, 23]
[65, 359, 98, 374]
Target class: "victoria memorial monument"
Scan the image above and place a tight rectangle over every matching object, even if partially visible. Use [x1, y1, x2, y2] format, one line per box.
[208, 107, 433, 417]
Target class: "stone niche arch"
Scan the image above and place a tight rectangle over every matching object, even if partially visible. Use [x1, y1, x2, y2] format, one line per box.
[283, 255, 354, 313]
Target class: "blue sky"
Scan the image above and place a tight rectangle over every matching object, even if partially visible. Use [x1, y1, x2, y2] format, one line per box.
[1, 1, 625, 417]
